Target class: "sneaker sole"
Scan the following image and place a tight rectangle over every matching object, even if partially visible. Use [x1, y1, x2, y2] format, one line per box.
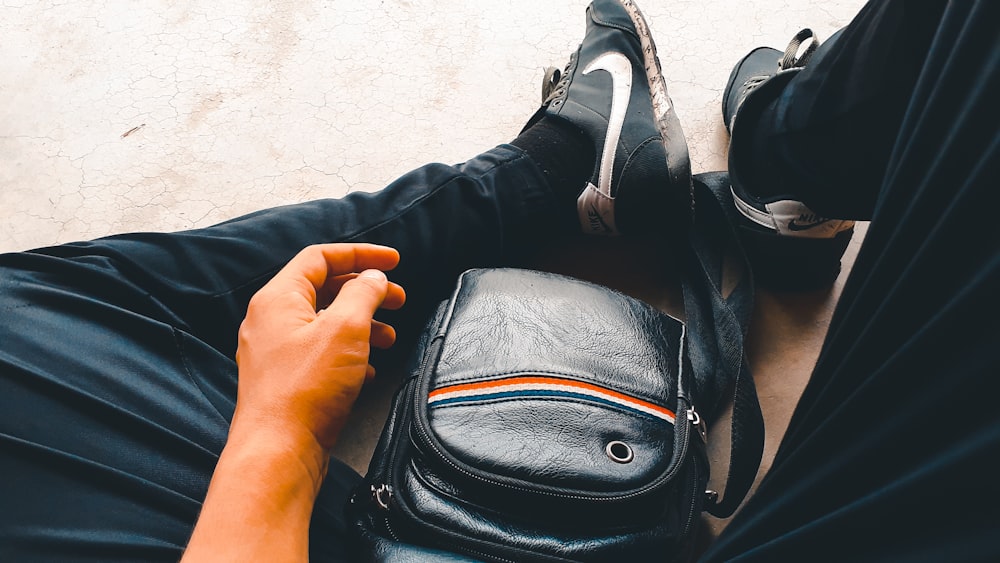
[619, 0, 694, 227]
[739, 224, 854, 290]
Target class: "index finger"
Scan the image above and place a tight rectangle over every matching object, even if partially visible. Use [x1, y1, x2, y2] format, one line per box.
[255, 244, 400, 309]
[320, 273, 406, 311]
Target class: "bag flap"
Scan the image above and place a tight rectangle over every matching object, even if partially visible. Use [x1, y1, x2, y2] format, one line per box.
[417, 268, 689, 496]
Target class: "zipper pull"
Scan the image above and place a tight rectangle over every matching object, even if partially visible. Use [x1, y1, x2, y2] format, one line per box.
[687, 407, 707, 443]
[371, 483, 393, 510]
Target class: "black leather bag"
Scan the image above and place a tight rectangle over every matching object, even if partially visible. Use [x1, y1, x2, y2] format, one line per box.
[348, 247, 763, 562]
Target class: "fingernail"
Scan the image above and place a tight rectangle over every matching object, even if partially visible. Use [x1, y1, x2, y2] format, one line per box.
[359, 269, 386, 281]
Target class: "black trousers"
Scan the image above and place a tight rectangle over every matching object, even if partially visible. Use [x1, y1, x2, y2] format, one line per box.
[1, 1, 997, 561]
[703, 1, 1000, 561]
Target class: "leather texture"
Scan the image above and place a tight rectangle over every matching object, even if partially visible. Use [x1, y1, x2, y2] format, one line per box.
[429, 270, 683, 493]
[367, 542, 481, 563]
[347, 268, 708, 562]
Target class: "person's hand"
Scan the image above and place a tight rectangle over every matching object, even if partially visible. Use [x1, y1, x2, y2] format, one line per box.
[232, 243, 405, 460]
[183, 244, 404, 562]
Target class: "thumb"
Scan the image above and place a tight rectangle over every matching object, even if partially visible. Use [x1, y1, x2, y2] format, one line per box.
[323, 269, 390, 326]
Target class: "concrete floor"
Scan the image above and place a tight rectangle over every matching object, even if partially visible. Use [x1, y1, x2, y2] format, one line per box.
[2, 0, 867, 539]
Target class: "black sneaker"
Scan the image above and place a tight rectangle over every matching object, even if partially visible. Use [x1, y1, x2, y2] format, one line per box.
[723, 29, 855, 289]
[527, 0, 692, 237]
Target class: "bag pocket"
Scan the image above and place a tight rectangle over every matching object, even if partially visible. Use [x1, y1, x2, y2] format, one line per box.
[413, 369, 687, 524]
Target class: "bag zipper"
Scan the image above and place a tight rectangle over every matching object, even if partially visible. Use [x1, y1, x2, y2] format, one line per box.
[680, 448, 703, 541]
[370, 472, 553, 562]
[409, 325, 698, 502]
[366, 336, 445, 541]
[375, 331, 447, 480]
[365, 300, 703, 556]
[372, 480, 573, 563]
[370, 426, 702, 562]
[411, 381, 695, 502]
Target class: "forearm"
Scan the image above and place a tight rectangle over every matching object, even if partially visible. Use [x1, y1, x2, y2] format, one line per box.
[181, 426, 328, 563]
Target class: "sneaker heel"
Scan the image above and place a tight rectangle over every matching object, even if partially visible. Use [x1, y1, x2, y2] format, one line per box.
[738, 226, 854, 290]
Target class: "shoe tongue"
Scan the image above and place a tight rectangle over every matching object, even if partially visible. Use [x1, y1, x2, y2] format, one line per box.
[589, 2, 639, 40]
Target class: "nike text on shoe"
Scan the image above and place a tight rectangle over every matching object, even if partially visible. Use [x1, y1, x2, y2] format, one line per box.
[731, 189, 855, 289]
[724, 29, 855, 289]
[530, 0, 692, 237]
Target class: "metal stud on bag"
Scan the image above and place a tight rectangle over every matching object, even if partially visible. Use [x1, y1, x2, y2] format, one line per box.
[605, 440, 634, 463]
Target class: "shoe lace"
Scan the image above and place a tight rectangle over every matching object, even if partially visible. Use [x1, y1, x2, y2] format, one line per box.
[541, 66, 562, 102]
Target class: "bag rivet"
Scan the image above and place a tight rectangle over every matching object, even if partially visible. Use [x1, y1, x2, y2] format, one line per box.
[605, 440, 634, 463]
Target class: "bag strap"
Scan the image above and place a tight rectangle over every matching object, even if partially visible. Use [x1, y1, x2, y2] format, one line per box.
[629, 0, 762, 517]
[681, 171, 765, 519]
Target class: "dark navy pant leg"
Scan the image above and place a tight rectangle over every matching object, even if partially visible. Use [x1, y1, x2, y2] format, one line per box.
[705, 2, 1000, 561]
[0, 145, 555, 562]
[753, 0, 949, 220]
[25, 145, 554, 357]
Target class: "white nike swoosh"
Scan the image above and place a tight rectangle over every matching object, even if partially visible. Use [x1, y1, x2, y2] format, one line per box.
[583, 52, 632, 197]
